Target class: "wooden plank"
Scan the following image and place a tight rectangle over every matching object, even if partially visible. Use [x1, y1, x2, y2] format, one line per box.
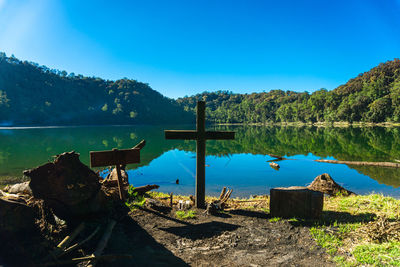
[164, 130, 198, 140]
[89, 148, 140, 167]
[205, 131, 235, 140]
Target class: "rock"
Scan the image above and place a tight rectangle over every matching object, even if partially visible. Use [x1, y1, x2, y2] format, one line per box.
[307, 173, 355, 196]
[0, 198, 36, 233]
[24, 151, 105, 221]
[270, 186, 323, 219]
[4, 181, 32, 195]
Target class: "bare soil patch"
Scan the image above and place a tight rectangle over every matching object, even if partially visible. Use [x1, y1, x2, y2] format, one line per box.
[99, 203, 334, 267]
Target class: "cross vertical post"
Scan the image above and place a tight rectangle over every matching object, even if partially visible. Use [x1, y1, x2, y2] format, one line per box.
[165, 101, 235, 209]
[196, 101, 206, 208]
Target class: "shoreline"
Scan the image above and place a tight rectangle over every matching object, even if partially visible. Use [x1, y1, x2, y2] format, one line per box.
[216, 121, 400, 127]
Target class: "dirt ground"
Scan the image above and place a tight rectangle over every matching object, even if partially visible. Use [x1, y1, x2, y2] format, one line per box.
[99, 202, 334, 267]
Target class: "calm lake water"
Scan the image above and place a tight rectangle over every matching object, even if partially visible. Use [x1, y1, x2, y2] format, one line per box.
[1, 125, 399, 198]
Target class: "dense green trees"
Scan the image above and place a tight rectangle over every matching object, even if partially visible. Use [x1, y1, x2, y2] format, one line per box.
[178, 59, 400, 124]
[0, 53, 193, 126]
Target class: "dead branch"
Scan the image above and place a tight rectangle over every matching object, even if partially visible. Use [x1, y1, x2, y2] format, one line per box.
[218, 187, 227, 200]
[57, 222, 85, 250]
[315, 159, 400, 168]
[58, 225, 101, 258]
[38, 254, 132, 267]
[86, 219, 117, 267]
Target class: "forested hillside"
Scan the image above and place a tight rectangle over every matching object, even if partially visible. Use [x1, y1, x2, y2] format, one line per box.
[0, 52, 399, 126]
[0, 53, 193, 126]
[178, 59, 400, 124]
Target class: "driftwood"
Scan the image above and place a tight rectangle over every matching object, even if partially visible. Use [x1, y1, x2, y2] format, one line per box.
[57, 222, 85, 250]
[86, 220, 117, 267]
[132, 184, 160, 195]
[307, 173, 355, 196]
[270, 186, 323, 219]
[59, 226, 101, 258]
[205, 187, 233, 215]
[39, 254, 132, 267]
[315, 159, 400, 168]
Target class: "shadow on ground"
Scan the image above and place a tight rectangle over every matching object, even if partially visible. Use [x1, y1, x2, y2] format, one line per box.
[228, 209, 270, 219]
[98, 216, 190, 267]
[159, 221, 240, 240]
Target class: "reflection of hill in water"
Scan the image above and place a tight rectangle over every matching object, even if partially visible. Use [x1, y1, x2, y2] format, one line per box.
[175, 126, 400, 187]
[0, 125, 399, 187]
[348, 165, 400, 188]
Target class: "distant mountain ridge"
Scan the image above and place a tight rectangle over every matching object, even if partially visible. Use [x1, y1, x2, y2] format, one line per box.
[0, 52, 399, 125]
[0, 53, 193, 126]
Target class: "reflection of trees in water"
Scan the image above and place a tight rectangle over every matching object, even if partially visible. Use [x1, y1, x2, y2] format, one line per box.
[349, 165, 400, 188]
[0, 125, 399, 186]
[176, 126, 400, 162]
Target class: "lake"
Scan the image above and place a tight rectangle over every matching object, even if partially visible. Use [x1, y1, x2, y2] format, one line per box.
[0, 125, 399, 198]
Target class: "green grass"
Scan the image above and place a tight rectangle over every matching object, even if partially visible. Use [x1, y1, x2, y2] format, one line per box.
[175, 210, 196, 220]
[269, 217, 281, 222]
[125, 185, 146, 210]
[352, 242, 400, 266]
[310, 194, 400, 266]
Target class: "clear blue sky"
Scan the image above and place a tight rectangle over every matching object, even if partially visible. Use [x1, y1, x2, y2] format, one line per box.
[0, 0, 399, 98]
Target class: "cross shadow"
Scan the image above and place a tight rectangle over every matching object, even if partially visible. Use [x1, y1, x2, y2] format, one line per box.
[159, 221, 240, 240]
[138, 206, 192, 226]
[98, 216, 190, 267]
[228, 209, 270, 219]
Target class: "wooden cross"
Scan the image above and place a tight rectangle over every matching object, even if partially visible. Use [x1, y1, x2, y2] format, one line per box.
[165, 101, 235, 208]
[90, 140, 146, 201]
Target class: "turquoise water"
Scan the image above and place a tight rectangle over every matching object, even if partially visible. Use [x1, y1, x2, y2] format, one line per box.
[1, 125, 399, 197]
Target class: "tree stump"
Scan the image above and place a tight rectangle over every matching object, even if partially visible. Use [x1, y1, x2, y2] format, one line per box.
[24, 152, 105, 221]
[270, 186, 323, 219]
[307, 173, 355, 196]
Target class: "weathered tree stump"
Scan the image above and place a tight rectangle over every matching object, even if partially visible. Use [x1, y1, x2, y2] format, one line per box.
[270, 186, 323, 219]
[307, 173, 355, 196]
[24, 152, 107, 221]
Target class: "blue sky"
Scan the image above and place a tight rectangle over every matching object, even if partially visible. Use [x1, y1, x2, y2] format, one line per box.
[0, 0, 399, 98]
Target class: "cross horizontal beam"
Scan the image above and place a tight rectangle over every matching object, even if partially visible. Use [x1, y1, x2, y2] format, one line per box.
[165, 130, 235, 140]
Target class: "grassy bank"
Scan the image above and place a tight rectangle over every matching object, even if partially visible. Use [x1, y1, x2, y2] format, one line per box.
[137, 192, 400, 266]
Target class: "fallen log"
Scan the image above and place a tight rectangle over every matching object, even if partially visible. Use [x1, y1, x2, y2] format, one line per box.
[132, 184, 160, 195]
[307, 173, 355, 196]
[315, 159, 400, 168]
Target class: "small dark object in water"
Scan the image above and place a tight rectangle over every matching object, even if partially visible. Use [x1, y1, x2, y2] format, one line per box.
[269, 162, 280, 170]
[176, 179, 179, 184]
